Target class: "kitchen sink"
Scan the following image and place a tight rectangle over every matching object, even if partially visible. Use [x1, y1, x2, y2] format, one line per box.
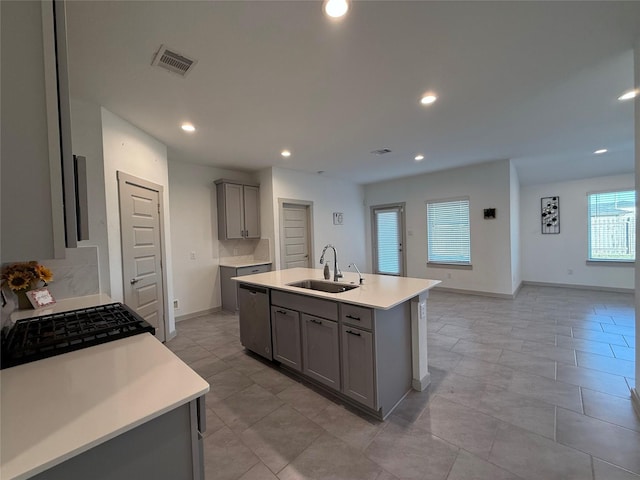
[287, 279, 359, 293]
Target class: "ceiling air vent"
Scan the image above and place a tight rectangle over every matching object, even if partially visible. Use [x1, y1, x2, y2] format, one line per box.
[371, 148, 392, 155]
[151, 45, 197, 77]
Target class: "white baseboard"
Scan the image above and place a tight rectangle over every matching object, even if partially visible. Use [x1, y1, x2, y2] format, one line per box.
[522, 281, 633, 294]
[433, 286, 517, 299]
[412, 372, 431, 391]
[175, 306, 221, 323]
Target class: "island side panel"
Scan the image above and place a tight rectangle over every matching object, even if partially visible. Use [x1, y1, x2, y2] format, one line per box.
[411, 291, 430, 391]
[374, 301, 413, 418]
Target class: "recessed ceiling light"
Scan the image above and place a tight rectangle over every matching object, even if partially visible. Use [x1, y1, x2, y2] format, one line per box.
[618, 90, 638, 101]
[414, 154, 424, 161]
[281, 150, 291, 158]
[594, 149, 608, 154]
[420, 94, 437, 105]
[181, 123, 196, 132]
[323, 0, 349, 18]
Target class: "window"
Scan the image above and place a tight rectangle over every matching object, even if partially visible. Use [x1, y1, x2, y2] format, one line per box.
[427, 198, 470, 264]
[588, 190, 635, 261]
[372, 204, 404, 276]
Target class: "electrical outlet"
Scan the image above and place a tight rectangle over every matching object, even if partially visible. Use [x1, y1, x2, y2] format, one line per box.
[190, 251, 196, 260]
[173, 299, 179, 309]
[233, 248, 238, 255]
[567, 269, 573, 275]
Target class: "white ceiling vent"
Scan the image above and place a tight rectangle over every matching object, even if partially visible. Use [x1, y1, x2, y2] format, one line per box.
[151, 45, 197, 77]
[371, 148, 392, 155]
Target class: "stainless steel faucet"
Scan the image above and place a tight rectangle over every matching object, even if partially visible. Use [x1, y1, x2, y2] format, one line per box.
[319, 244, 342, 282]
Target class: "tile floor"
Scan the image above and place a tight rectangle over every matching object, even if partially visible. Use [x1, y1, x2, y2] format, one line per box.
[166, 285, 639, 480]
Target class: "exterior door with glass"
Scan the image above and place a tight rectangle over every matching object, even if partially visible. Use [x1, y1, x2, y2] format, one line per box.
[371, 204, 405, 276]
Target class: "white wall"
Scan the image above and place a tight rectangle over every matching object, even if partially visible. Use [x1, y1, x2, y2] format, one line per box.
[364, 160, 514, 296]
[268, 168, 367, 272]
[168, 159, 255, 317]
[510, 161, 521, 291]
[521, 173, 634, 290]
[101, 108, 177, 335]
[70, 98, 110, 293]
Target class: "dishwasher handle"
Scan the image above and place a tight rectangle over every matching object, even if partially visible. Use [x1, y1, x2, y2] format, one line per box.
[239, 284, 267, 295]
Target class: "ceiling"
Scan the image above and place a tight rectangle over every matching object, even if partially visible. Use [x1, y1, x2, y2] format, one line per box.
[65, 1, 640, 186]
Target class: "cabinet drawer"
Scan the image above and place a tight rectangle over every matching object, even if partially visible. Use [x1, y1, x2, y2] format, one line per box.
[341, 304, 373, 330]
[237, 264, 271, 276]
[271, 290, 338, 321]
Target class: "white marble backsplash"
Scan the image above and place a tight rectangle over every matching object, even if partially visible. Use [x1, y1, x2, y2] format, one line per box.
[218, 238, 270, 262]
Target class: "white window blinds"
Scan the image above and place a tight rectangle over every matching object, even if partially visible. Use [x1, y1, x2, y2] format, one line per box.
[588, 190, 635, 261]
[374, 208, 401, 275]
[427, 198, 471, 264]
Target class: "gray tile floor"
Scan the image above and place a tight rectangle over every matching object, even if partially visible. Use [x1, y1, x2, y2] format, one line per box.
[166, 285, 639, 480]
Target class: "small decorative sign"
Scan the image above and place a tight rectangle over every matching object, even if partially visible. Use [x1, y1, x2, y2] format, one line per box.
[333, 212, 344, 225]
[26, 287, 56, 309]
[541, 196, 560, 234]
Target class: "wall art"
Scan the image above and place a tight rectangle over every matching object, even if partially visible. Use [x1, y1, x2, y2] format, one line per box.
[541, 196, 560, 234]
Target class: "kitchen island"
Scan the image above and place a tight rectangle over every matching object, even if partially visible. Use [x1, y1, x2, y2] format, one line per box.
[233, 268, 439, 419]
[0, 333, 209, 480]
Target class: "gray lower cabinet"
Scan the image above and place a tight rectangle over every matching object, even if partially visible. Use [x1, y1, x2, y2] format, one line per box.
[220, 263, 271, 312]
[301, 314, 340, 390]
[271, 306, 302, 371]
[341, 325, 375, 409]
[31, 398, 205, 480]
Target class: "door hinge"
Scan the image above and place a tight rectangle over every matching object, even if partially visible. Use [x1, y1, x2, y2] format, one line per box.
[157, 203, 160, 214]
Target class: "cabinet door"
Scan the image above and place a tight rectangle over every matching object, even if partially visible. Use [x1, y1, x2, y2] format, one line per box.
[243, 185, 260, 239]
[301, 314, 340, 390]
[223, 183, 245, 239]
[271, 306, 302, 371]
[341, 326, 375, 409]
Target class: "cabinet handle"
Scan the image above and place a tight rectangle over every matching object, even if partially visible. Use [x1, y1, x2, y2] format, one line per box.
[345, 315, 360, 321]
[251, 269, 259, 273]
[310, 318, 322, 325]
[346, 330, 361, 336]
[277, 309, 288, 314]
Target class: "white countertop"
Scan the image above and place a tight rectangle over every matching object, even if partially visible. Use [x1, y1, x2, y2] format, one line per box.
[10, 293, 115, 323]
[232, 268, 440, 310]
[0, 334, 209, 480]
[219, 259, 272, 268]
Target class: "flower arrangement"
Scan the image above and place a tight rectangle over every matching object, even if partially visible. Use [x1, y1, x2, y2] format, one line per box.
[1, 261, 53, 292]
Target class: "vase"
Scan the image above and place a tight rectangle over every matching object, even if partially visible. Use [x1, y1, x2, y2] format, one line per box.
[15, 290, 33, 309]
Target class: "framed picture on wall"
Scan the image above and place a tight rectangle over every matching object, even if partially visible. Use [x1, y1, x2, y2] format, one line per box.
[541, 196, 560, 234]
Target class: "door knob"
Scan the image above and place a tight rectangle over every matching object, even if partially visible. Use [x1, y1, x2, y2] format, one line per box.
[130, 278, 139, 285]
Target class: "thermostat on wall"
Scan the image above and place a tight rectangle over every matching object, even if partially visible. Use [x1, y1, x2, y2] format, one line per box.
[333, 212, 344, 225]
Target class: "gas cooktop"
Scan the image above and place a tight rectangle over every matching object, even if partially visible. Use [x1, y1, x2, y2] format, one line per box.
[1, 302, 155, 369]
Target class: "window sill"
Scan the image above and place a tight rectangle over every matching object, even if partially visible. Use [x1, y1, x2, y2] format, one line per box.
[427, 262, 473, 270]
[586, 260, 635, 267]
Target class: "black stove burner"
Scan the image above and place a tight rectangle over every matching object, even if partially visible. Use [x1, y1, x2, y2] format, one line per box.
[1, 303, 155, 369]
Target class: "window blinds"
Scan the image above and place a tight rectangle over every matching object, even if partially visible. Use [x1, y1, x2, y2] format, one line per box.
[427, 198, 471, 264]
[587, 190, 635, 261]
[375, 209, 401, 275]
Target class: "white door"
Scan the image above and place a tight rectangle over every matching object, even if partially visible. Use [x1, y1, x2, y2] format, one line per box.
[372, 204, 405, 276]
[281, 203, 311, 269]
[119, 174, 165, 341]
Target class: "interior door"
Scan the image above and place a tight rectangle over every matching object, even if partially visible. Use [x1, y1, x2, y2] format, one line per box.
[281, 203, 311, 268]
[372, 204, 405, 276]
[119, 175, 165, 341]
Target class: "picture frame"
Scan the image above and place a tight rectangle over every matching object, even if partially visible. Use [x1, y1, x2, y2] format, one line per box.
[541, 196, 560, 234]
[26, 287, 56, 309]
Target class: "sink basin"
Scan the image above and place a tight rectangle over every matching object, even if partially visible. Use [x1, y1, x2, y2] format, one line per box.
[287, 279, 359, 293]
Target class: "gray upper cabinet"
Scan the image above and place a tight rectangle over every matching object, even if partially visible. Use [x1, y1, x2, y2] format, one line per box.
[1, 0, 68, 261]
[215, 180, 260, 240]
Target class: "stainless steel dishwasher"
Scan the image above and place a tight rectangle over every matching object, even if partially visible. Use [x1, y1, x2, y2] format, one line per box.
[238, 284, 272, 361]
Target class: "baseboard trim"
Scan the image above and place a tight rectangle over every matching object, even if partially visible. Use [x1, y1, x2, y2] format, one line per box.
[433, 286, 517, 300]
[412, 372, 431, 392]
[175, 306, 221, 323]
[521, 281, 634, 295]
[632, 388, 640, 419]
